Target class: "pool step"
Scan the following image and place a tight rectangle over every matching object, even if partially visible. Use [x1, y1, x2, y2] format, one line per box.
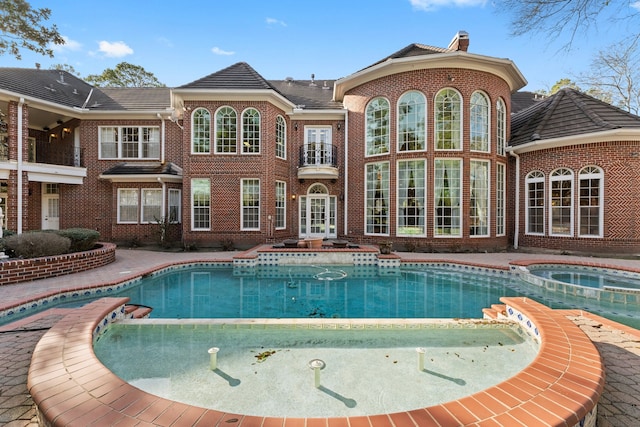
[482, 304, 507, 320]
[124, 304, 153, 319]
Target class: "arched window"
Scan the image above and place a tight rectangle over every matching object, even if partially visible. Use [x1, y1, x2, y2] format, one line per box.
[215, 106, 237, 153]
[496, 98, 506, 155]
[470, 91, 489, 152]
[579, 166, 603, 237]
[365, 97, 390, 156]
[550, 168, 573, 236]
[398, 91, 426, 151]
[275, 115, 286, 159]
[526, 171, 545, 234]
[435, 89, 462, 150]
[242, 108, 260, 154]
[191, 108, 210, 154]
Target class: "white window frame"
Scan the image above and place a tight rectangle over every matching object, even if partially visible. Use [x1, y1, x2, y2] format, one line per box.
[168, 189, 182, 224]
[242, 108, 261, 154]
[397, 159, 426, 237]
[99, 126, 160, 160]
[549, 168, 574, 237]
[275, 115, 286, 159]
[434, 158, 462, 237]
[365, 97, 390, 156]
[141, 188, 162, 224]
[191, 178, 210, 231]
[496, 98, 506, 156]
[496, 162, 506, 236]
[241, 178, 260, 231]
[525, 171, 545, 235]
[470, 160, 490, 237]
[470, 91, 490, 152]
[397, 91, 426, 152]
[275, 180, 286, 229]
[365, 161, 390, 236]
[578, 166, 604, 238]
[215, 106, 237, 154]
[117, 188, 138, 224]
[191, 108, 211, 154]
[434, 88, 462, 151]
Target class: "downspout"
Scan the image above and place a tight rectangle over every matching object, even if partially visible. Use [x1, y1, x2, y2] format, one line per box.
[343, 112, 349, 237]
[157, 113, 166, 164]
[17, 97, 24, 234]
[509, 150, 520, 249]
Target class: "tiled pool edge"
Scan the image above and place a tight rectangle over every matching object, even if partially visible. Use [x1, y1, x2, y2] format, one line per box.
[27, 297, 603, 426]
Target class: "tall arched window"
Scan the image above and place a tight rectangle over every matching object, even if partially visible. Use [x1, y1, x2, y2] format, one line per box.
[435, 89, 462, 150]
[496, 98, 506, 155]
[191, 108, 210, 154]
[215, 106, 237, 153]
[550, 168, 573, 236]
[470, 92, 489, 152]
[275, 115, 286, 159]
[579, 166, 603, 237]
[365, 97, 390, 156]
[242, 108, 260, 154]
[526, 171, 545, 234]
[397, 91, 426, 151]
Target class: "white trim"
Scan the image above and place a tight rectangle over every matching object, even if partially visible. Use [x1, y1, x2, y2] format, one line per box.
[508, 128, 640, 154]
[549, 168, 574, 237]
[117, 188, 139, 224]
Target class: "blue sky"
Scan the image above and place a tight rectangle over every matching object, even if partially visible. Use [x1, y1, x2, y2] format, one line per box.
[4, 0, 640, 91]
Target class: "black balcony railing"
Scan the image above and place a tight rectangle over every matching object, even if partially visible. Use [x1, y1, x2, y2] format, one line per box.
[35, 144, 83, 167]
[299, 143, 338, 168]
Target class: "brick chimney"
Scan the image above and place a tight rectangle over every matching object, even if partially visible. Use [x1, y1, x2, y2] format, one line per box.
[448, 31, 469, 52]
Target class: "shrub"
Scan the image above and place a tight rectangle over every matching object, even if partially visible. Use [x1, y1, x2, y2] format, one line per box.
[4, 232, 71, 258]
[55, 228, 100, 252]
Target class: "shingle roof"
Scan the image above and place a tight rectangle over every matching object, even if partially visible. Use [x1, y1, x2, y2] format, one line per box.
[364, 43, 448, 70]
[511, 91, 546, 114]
[268, 79, 342, 109]
[510, 88, 640, 147]
[0, 68, 94, 108]
[93, 87, 171, 110]
[177, 62, 273, 90]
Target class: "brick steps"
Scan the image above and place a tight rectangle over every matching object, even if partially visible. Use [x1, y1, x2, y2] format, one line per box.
[482, 303, 507, 319]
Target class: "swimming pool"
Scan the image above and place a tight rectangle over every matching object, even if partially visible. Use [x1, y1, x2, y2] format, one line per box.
[530, 266, 640, 290]
[94, 319, 539, 418]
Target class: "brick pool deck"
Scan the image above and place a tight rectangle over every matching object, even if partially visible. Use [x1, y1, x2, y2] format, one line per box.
[0, 248, 639, 426]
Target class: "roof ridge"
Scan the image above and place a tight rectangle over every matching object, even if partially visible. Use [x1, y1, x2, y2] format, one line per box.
[563, 88, 618, 130]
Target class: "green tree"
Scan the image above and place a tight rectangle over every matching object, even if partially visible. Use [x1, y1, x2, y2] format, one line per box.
[50, 63, 80, 76]
[0, 0, 64, 59]
[85, 62, 166, 87]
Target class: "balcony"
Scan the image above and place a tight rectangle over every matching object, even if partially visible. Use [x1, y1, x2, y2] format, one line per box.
[34, 144, 83, 167]
[298, 143, 339, 180]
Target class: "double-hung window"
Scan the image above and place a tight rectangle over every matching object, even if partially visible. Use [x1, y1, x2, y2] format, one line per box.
[191, 178, 210, 230]
[275, 181, 286, 229]
[579, 166, 603, 237]
[526, 171, 545, 234]
[141, 189, 162, 224]
[242, 179, 260, 230]
[168, 189, 182, 223]
[397, 159, 426, 236]
[100, 126, 160, 159]
[117, 189, 138, 223]
[496, 98, 506, 155]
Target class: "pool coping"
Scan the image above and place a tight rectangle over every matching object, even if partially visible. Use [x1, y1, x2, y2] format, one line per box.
[27, 296, 604, 427]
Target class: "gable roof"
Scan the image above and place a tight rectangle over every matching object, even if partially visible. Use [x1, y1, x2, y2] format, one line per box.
[510, 88, 640, 147]
[178, 62, 273, 90]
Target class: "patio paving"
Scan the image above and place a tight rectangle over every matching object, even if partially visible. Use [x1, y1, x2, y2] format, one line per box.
[0, 248, 638, 426]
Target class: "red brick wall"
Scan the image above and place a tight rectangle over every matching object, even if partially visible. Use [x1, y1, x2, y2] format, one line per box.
[0, 242, 116, 285]
[516, 141, 640, 254]
[342, 68, 512, 251]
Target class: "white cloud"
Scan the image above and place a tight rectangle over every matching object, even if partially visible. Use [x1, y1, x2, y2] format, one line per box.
[97, 41, 134, 58]
[266, 17, 287, 27]
[211, 46, 235, 56]
[51, 36, 82, 52]
[409, 0, 486, 11]
[632, 1, 640, 11]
